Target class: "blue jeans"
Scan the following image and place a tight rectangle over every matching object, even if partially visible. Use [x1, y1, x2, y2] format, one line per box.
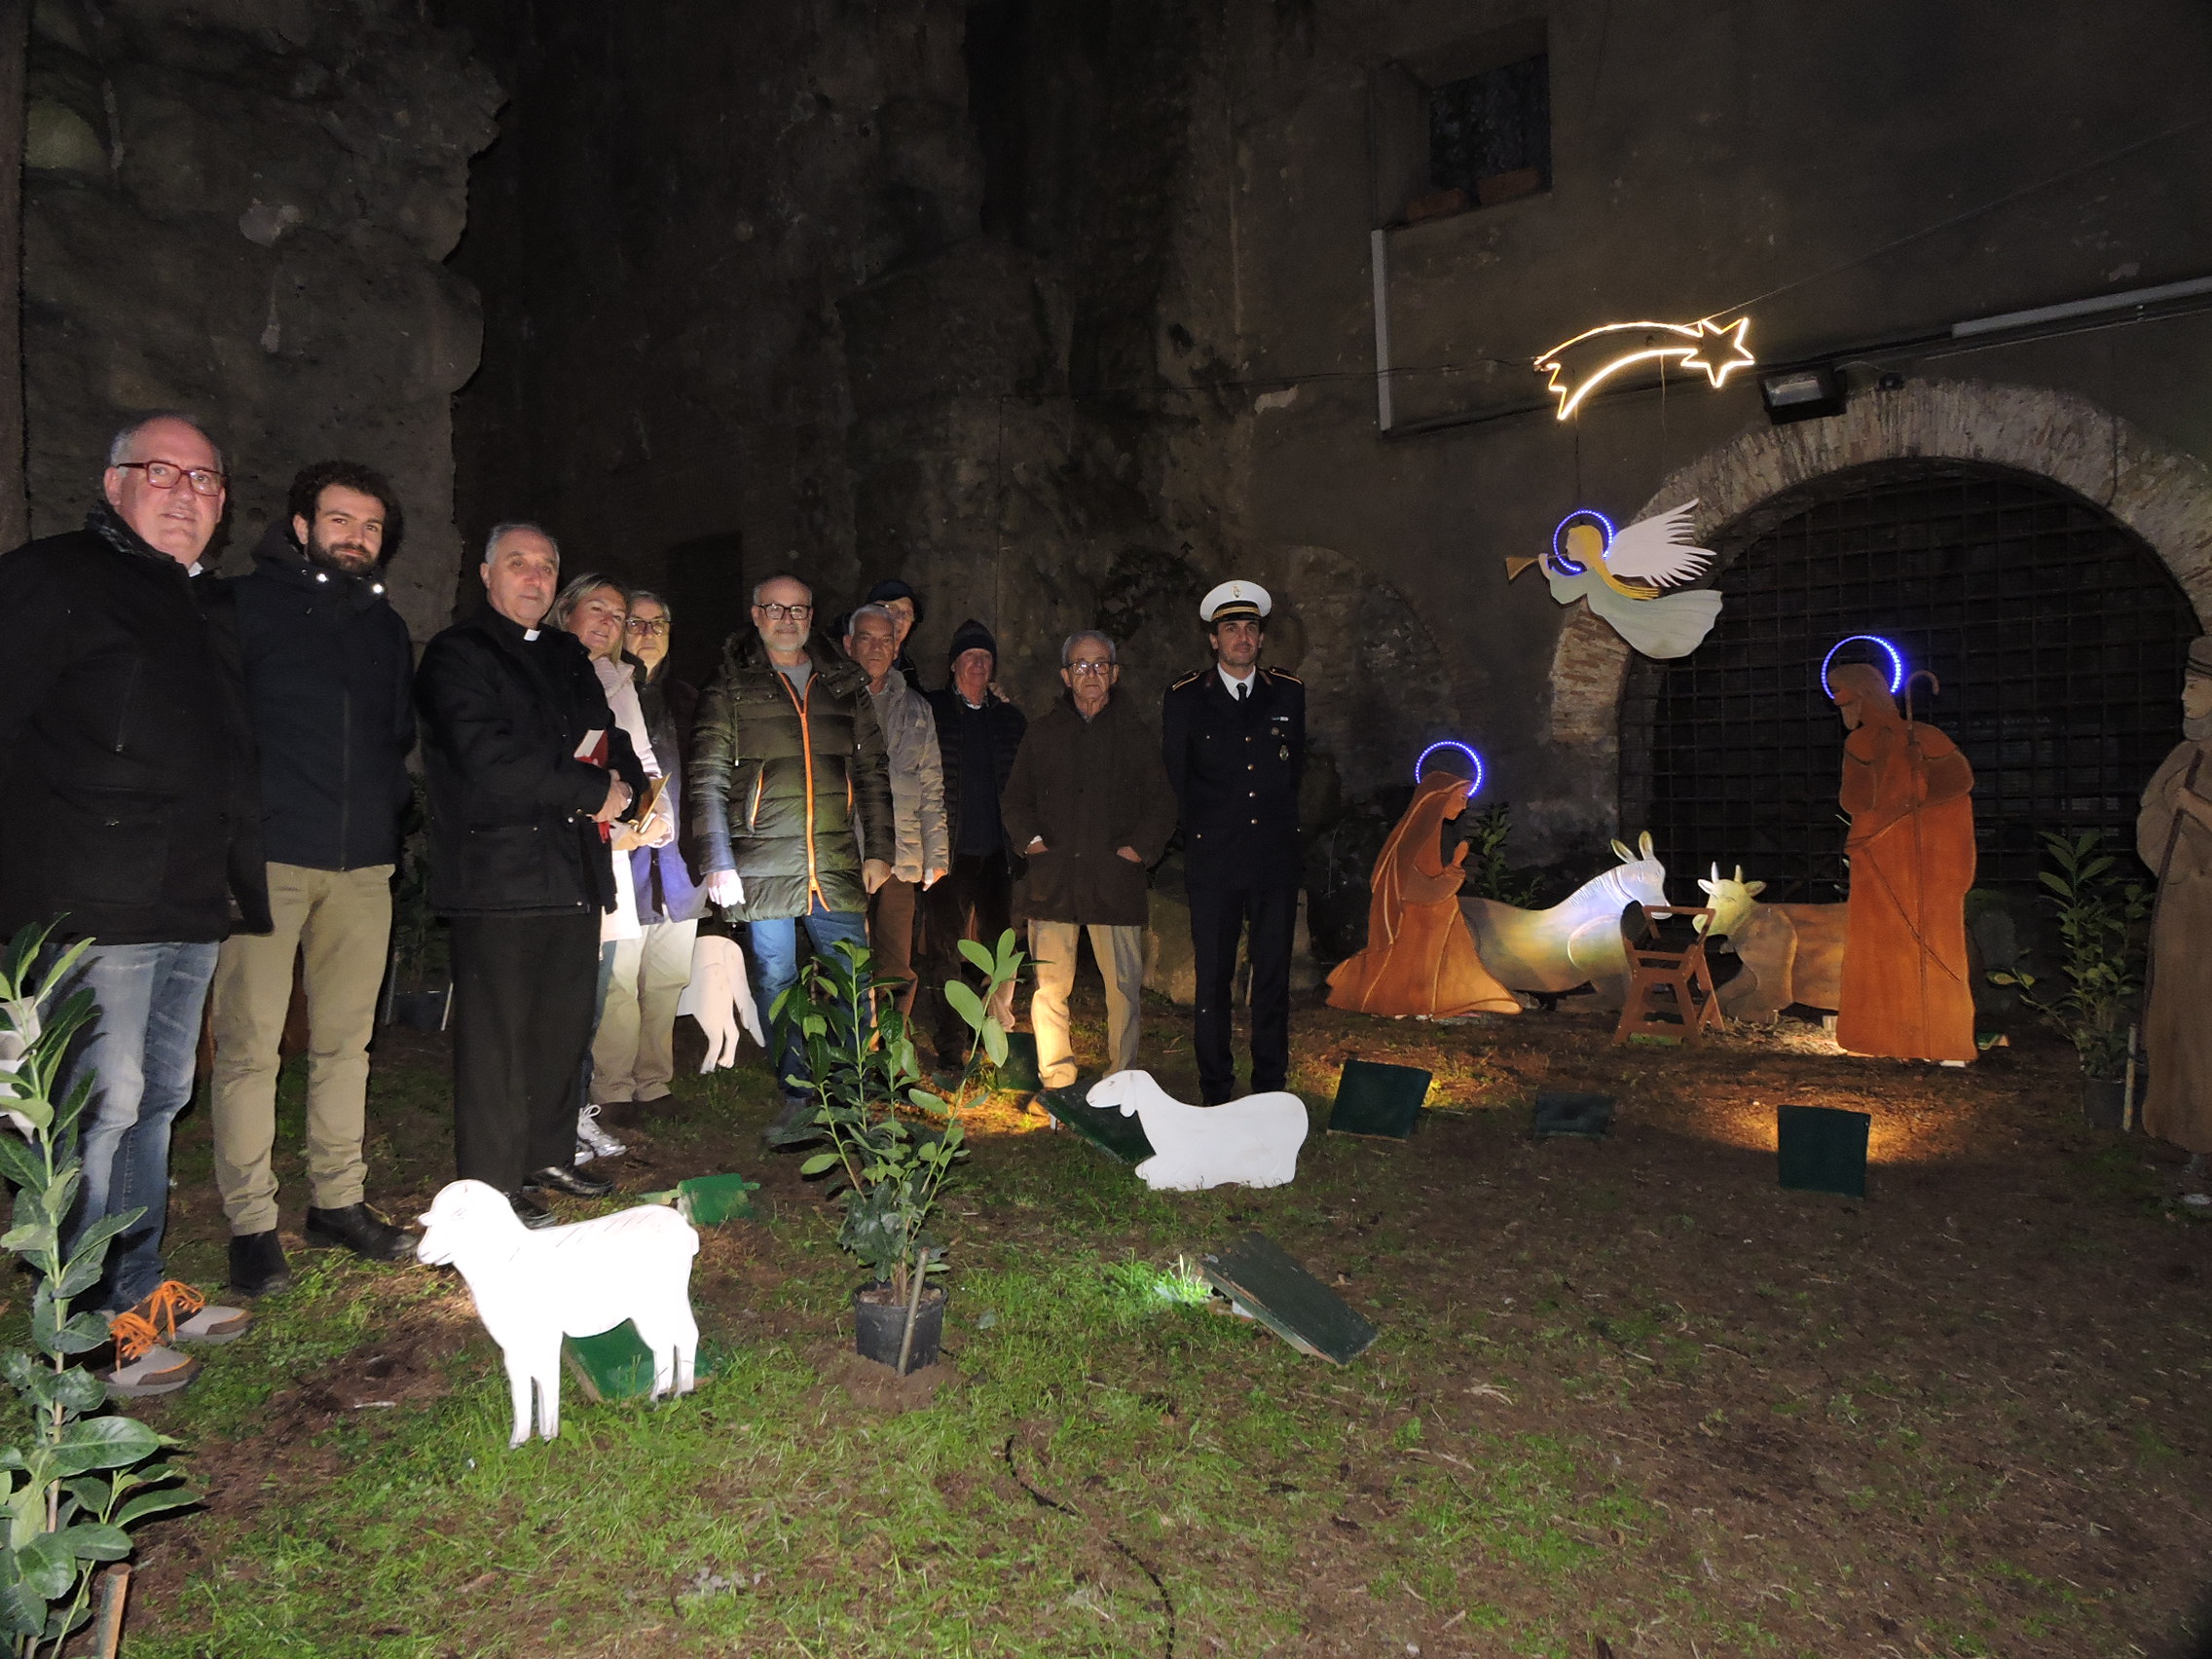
[746, 903, 869, 1100]
[57, 940, 220, 1313]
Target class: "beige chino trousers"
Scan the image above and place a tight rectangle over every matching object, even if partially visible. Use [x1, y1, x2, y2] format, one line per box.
[592, 919, 699, 1103]
[1027, 920, 1146, 1090]
[210, 862, 393, 1235]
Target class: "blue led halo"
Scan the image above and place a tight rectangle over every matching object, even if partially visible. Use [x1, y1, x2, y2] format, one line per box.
[1548, 508, 1616, 577]
[1820, 635, 1907, 698]
[1415, 741, 1485, 796]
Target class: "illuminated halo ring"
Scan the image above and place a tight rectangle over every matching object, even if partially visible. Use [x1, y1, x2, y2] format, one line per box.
[1415, 741, 1485, 795]
[1549, 508, 1615, 577]
[1820, 635, 1907, 698]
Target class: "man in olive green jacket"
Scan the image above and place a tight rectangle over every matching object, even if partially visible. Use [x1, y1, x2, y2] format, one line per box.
[690, 571, 894, 1128]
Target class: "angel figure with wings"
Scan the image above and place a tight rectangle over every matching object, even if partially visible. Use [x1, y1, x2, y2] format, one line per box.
[1507, 502, 1723, 659]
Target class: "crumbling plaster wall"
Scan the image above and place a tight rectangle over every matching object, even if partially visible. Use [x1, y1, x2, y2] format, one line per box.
[21, 0, 498, 639]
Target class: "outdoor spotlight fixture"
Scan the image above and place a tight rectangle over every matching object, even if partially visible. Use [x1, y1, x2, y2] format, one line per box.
[1760, 363, 1847, 424]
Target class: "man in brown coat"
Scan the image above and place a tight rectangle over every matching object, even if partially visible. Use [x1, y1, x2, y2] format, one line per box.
[1000, 630, 1177, 1091]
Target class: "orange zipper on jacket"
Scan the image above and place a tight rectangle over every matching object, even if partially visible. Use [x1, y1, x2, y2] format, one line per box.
[777, 670, 825, 908]
[748, 772, 765, 831]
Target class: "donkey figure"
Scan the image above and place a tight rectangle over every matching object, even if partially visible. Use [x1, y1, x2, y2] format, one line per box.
[1461, 831, 1670, 1010]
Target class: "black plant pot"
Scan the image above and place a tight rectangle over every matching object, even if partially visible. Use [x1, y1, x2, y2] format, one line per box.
[2080, 1076, 2127, 1132]
[386, 987, 451, 1031]
[854, 1282, 945, 1375]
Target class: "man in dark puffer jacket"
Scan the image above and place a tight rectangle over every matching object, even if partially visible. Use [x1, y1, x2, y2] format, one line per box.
[0, 412, 271, 1396]
[689, 571, 894, 1134]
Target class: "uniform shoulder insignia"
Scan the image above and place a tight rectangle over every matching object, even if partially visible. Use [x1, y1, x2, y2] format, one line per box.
[1263, 668, 1302, 685]
[1168, 670, 1205, 690]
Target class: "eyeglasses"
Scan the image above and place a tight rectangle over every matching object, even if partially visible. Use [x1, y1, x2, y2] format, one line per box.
[1066, 660, 1116, 677]
[625, 617, 670, 635]
[113, 460, 226, 498]
[756, 603, 813, 621]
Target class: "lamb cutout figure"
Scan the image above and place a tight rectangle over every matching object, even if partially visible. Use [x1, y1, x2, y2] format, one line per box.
[417, 1178, 701, 1448]
[1086, 1070, 1308, 1192]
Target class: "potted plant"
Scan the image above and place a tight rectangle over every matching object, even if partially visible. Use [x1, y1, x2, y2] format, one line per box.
[0, 925, 194, 1655]
[382, 779, 451, 1031]
[772, 930, 1024, 1374]
[1987, 830, 2150, 1128]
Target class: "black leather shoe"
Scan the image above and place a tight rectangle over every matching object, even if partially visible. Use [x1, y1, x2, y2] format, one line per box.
[523, 1164, 613, 1198]
[228, 1230, 292, 1298]
[304, 1203, 419, 1262]
[509, 1192, 557, 1230]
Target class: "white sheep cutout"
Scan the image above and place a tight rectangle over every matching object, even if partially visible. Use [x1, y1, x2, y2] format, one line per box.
[416, 1179, 701, 1448]
[1086, 1070, 1309, 1191]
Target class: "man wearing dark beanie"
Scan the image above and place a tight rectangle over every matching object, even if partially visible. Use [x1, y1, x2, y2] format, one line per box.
[924, 619, 1025, 1066]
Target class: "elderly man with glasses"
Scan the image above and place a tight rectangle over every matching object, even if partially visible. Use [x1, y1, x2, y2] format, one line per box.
[690, 571, 894, 1137]
[1000, 630, 1176, 1099]
[0, 411, 271, 1396]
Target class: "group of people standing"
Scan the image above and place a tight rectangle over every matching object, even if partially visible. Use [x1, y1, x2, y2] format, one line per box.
[0, 410, 1313, 1398]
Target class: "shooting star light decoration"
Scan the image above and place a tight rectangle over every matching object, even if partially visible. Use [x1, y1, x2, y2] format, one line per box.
[1533, 317, 1754, 421]
[1506, 504, 1723, 659]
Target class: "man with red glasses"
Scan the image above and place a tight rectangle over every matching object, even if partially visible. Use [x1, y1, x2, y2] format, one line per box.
[0, 412, 270, 1396]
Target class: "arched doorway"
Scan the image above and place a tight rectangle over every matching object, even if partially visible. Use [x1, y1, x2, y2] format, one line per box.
[1620, 459, 2197, 899]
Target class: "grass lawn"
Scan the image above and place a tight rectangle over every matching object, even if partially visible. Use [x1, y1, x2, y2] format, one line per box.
[88, 986, 2212, 1657]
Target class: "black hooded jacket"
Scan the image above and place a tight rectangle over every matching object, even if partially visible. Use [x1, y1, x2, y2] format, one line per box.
[229, 520, 416, 870]
[0, 507, 271, 945]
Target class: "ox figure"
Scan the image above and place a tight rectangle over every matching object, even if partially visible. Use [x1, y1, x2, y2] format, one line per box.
[1695, 865, 1850, 1024]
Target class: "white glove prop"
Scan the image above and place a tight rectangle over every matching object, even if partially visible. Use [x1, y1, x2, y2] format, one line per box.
[678, 933, 765, 1072]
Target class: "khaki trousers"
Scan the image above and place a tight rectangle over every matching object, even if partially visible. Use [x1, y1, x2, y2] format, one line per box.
[1028, 920, 1145, 1090]
[592, 919, 698, 1103]
[210, 863, 392, 1235]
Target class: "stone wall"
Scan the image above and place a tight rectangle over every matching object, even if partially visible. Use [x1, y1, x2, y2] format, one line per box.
[22, 0, 498, 639]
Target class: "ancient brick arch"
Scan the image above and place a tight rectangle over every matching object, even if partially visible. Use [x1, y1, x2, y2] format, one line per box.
[1534, 377, 2212, 843]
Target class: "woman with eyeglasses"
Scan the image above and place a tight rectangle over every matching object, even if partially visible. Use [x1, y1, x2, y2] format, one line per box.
[588, 590, 707, 1120]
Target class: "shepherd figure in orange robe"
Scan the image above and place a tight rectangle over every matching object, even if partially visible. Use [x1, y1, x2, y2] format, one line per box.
[1327, 772, 1521, 1017]
[1828, 661, 1977, 1062]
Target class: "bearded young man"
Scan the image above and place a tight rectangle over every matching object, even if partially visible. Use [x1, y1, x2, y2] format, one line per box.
[210, 462, 423, 1297]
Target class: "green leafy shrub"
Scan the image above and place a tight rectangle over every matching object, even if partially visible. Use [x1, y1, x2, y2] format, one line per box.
[1988, 830, 2150, 1079]
[0, 926, 191, 1655]
[769, 930, 1024, 1305]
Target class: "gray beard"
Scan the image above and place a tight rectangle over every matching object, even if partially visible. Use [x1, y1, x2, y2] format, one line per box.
[2188, 713, 2212, 743]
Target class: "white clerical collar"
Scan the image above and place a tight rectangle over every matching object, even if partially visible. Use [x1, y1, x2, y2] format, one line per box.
[524, 628, 540, 641]
[1218, 664, 1257, 697]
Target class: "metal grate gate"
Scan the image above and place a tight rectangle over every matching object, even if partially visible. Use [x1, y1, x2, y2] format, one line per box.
[1620, 460, 2200, 901]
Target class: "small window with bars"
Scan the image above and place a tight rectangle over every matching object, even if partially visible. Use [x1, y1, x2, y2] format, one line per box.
[1426, 55, 1550, 211]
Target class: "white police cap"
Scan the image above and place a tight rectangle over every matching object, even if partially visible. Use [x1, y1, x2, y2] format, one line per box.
[1198, 580, 1272, 624]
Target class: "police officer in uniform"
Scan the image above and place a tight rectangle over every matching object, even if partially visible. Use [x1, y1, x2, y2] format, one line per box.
[1162, 581, 1305, 1104]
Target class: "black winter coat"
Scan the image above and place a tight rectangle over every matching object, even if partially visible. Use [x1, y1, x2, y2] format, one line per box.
[0, 509, 271, 945]
[231, 522, 415, 871]
[927, 688, 1026, 868]
[415, 609, 645, 918]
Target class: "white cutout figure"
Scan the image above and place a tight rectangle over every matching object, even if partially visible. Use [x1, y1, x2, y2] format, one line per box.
[1519, 502, 1723, 660]
[416, 1179, 701, 1448]
[679, 933, 765, 1070]
[1461, 830, 1670, 1007]
[1087, 1070, 1308, 1191]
